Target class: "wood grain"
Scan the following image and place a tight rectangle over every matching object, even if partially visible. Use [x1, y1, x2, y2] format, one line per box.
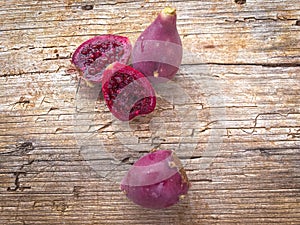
[0, 0, 299, 224]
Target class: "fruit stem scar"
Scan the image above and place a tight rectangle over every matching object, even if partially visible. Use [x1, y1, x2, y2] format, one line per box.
[162, 7, 176, 15]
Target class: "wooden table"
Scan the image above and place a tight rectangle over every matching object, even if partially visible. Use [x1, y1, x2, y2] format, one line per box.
[1, 0, 299, 224]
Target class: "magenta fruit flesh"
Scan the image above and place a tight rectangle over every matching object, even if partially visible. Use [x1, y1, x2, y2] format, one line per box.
[72, 34, 132, 83]
[120, 150, 190, 209]
[101, 62, 156, 121]
[132, 7, 182, 82]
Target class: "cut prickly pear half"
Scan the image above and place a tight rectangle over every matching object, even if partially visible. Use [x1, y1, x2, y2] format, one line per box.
[101, 62, 156, 121]
[132, 7, 182, 82]
[120, 150, 190, 209]
[72, 35, 132, 83]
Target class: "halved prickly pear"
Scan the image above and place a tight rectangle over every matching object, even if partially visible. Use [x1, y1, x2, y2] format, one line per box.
[72, 35, 132, 83]
[120, 150, 190, 209]
[101, 62, 156, 121]
[132, 7, 182, 82]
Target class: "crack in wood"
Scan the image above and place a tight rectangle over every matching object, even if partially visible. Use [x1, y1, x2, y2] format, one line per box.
[20, 159, 35, 170]
[12, 97, 30, 106]
[120, 156, 134, 165]
[81, 4, 94, 10]
[189, 178, 213, 182]
[0, 142, 35, 156]
[234, 0, 246, 5]
[96, 121, 113, 133]
[47, 107, 59, 114]
[182, 62, 300, 68]
[287, 128, 300, 139]
[244, 146, 300, 154]
[0, 70, 59, 77]
[225, 16, 299, 23]
[7, 172, 31, 192]
[16, 141, 34, 154]
[43, 56, 71, 61]
[241, 112, 292, 134]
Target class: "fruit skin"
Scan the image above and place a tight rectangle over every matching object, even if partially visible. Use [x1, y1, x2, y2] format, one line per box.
[132, 7, 182, 82]
[101, 62, 156, 121]
[120, 150, 190, 209]
[72, 34, 132, 83]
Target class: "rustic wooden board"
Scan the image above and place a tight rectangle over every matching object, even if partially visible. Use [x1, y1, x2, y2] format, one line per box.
[0, 0, 299, 224]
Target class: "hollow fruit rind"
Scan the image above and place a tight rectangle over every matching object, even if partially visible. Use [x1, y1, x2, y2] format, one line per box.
[101, 62, 156, 121]
[71, 35, 132, 83]
[132, 7, 182, 82]
[120, 150, 190, 209]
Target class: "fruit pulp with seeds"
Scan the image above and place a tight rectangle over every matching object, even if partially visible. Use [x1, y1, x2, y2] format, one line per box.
[101, 62, 156, 121]
[72, 35, 132, 83]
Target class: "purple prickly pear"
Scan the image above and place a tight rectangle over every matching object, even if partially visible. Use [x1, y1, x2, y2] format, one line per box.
[101, 62, 156, 121]
[132, 7, 182, 82]
[121, 150, 190, 209]
[72, 35, 132, 83]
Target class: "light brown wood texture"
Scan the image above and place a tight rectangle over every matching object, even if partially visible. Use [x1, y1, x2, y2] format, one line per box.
[0, 0, 299, 224]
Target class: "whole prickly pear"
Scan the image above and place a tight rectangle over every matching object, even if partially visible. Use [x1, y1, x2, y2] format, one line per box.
[132, 7, 182, 82]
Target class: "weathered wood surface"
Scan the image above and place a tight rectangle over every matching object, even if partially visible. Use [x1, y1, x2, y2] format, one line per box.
[0, 0, 299, 224]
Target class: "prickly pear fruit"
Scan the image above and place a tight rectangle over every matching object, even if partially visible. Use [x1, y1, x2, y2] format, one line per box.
[132, 7, 182, 82]
[101, 62, 156, 121]
[72, 35, 132, 83]
[121, 150, 190, 209]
